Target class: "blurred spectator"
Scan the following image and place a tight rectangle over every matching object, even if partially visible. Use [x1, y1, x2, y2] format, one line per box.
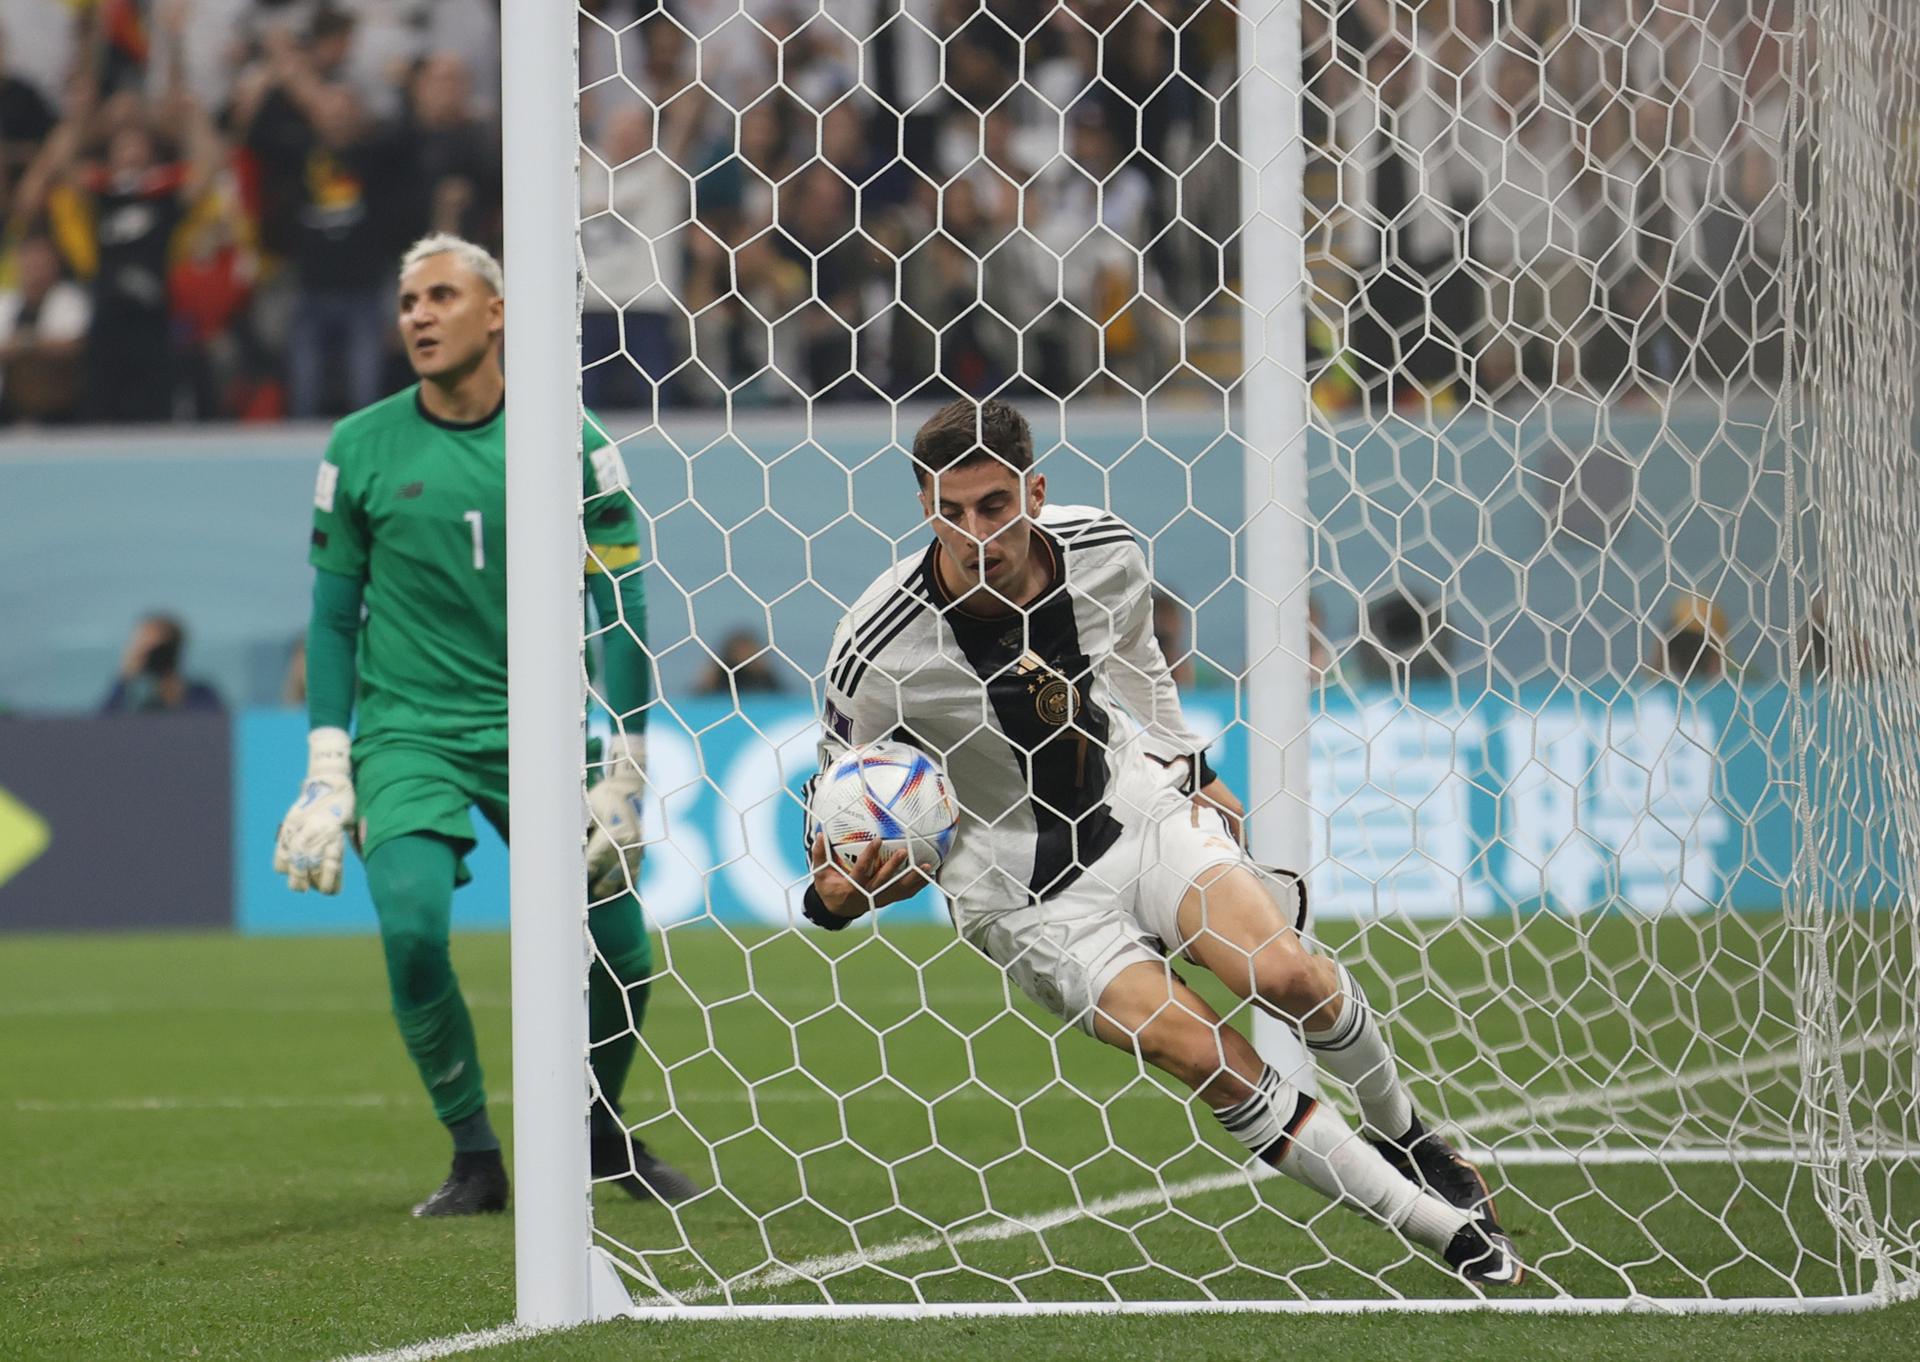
[1031, 106, 1162, 396]
[1463, 45, 1591, 404]
[1647, 594, 1730, 683]
[0, 0, 1805, 421]
[0, 232, 90, 423]
[101, 613, 225, 714]
[1583, 1, 1743, 399]
[12, 47, 223, 422]
[1357, 589, 1451, 684]
[167, 180, 258, 420]
[581, 100, 692, 411]
[239, 17, 415, 417]
[421, 0, 501, 122]
[0, 8, 75, 124]
[0, 23, 59, 206]
[406, 53, 497, 247]
[777, 162, 884, 402]
[1335, 22, 1476, 413]
[147, 0, 252, 113]
[895, 175, 1011, 398]
[1726, 12, 1792, 383]
[696, 629, 784, 696]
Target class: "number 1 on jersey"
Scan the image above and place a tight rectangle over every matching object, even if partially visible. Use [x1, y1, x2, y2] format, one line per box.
[463, 510, 485, 570]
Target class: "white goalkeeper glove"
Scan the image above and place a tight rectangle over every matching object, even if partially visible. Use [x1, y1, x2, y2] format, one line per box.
[587, 732, 648, 902]
[273, 726, 355, 895]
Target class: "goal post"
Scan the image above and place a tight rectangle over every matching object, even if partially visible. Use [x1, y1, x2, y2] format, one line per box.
[501, 0, 630, 1326]
[1235, 0, 1318, 1093]
[500, 0, 1920, 1329]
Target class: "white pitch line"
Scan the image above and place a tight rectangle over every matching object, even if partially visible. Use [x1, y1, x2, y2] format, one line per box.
[323, 1323, 551, 1362]
[1451, 1029, 1904, 1129]
[661, 1168, 1262, 1304]
[653, 1025, 1907, 1305]
[324, 1023, 1911, 1361]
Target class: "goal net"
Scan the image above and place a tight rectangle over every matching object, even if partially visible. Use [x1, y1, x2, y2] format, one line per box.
[528, 0, 1920, 1317]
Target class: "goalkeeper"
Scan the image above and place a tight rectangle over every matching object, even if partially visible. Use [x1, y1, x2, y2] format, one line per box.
[273, 233, 697, 1216]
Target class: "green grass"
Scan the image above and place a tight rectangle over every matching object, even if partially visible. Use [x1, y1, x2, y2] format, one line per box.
[2, 920, 1915, 1361]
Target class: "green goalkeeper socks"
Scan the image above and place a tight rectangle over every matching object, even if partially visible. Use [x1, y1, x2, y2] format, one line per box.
[368, 835, 489, 1129]
[368, 836, 656, 1143]
[449, 1107, 500, 1154]
[392, 981, 488, 1128]
[588, 893, 654, 1141]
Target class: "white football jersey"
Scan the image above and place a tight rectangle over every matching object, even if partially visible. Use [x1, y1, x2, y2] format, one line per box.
[810, 503, 1211, 917]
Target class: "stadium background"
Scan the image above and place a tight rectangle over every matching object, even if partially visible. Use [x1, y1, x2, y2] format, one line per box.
[1, 398, 1822, 934]
[0, 1, 1822, 937]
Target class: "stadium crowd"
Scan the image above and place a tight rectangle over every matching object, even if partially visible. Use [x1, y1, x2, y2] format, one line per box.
[0, 0, 1796, 426]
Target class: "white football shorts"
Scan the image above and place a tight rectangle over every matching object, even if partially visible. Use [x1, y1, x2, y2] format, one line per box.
[956, 758, 1307, 1034]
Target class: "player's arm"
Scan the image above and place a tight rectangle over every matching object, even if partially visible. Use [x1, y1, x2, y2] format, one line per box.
[583, 421, 652, 900]
[1105, 541, 1226, 814]
[157, 1, 222, 205]
[800, 616, 929, 930]
[274, 441, 369, 893]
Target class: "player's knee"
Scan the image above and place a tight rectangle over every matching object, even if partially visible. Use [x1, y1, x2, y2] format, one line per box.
[382, 926, 454, 1011]
[1255, 947, 1338, 1028]
[595, 942, 654, 990]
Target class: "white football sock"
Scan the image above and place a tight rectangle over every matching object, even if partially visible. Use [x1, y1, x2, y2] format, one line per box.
[1301, 963, 1415, 1142]
[1211, 1066, 1468, 1252]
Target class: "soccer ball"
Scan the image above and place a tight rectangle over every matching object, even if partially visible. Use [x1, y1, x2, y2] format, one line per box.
[809, 741, 959, 873]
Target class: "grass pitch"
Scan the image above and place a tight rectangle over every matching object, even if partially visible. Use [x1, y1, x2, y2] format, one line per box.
[2, 920, 1915, 1362]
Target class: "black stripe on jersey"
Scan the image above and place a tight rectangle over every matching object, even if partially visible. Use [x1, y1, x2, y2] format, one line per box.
[844, 575, 933, 699]
[829, 583, 925, 695]
[1050, 513, 1126, 540]
[830, 591, 915, 685]
[927, 532, 1122, 900]
[1063, 531, 1139, 554]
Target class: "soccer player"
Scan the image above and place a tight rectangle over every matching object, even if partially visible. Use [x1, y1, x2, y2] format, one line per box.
[272, 233, 697, 1216]
[801, 398, 1520, 1285]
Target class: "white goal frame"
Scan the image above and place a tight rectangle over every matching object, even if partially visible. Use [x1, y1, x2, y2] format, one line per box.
[501, 0, 1920, 1331]
[501, 0, 630, 1327]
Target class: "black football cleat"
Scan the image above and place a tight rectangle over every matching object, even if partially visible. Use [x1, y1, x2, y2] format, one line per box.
[591, 1134, 701, 1206]
[1442, 1219, 1525, 1287]
[1372, 1115, 1502, 1227]
[412, 1149, 509, 1217]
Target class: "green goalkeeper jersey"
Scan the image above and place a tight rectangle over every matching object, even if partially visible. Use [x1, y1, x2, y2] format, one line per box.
[308, 386, 637, 748]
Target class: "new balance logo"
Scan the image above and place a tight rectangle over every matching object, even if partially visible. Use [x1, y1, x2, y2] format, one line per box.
[397, 481, 426, 499]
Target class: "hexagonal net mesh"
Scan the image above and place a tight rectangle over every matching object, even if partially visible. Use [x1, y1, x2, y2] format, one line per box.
[566, 0, 1920, 1313]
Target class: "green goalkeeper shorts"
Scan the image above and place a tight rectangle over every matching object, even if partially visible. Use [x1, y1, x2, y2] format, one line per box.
[353, 737, 510, 884]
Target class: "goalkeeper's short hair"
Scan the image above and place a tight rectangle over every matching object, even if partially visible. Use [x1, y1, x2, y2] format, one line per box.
[399, 233, 504, 298]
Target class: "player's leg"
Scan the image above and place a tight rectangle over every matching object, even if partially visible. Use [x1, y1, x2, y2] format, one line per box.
[477, 754, 697, 1205]
[357, 742, 506, 1216]
[585, 893, 699, 1204]
[1086, 959, 1512, 1283]
[1161, 844, 1506, 1235]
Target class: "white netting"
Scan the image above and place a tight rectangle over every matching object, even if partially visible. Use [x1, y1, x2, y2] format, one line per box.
[571, 0, 1920, 1310]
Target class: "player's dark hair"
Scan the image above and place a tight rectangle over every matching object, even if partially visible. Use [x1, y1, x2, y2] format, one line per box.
[910, 398, 1033, 489]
